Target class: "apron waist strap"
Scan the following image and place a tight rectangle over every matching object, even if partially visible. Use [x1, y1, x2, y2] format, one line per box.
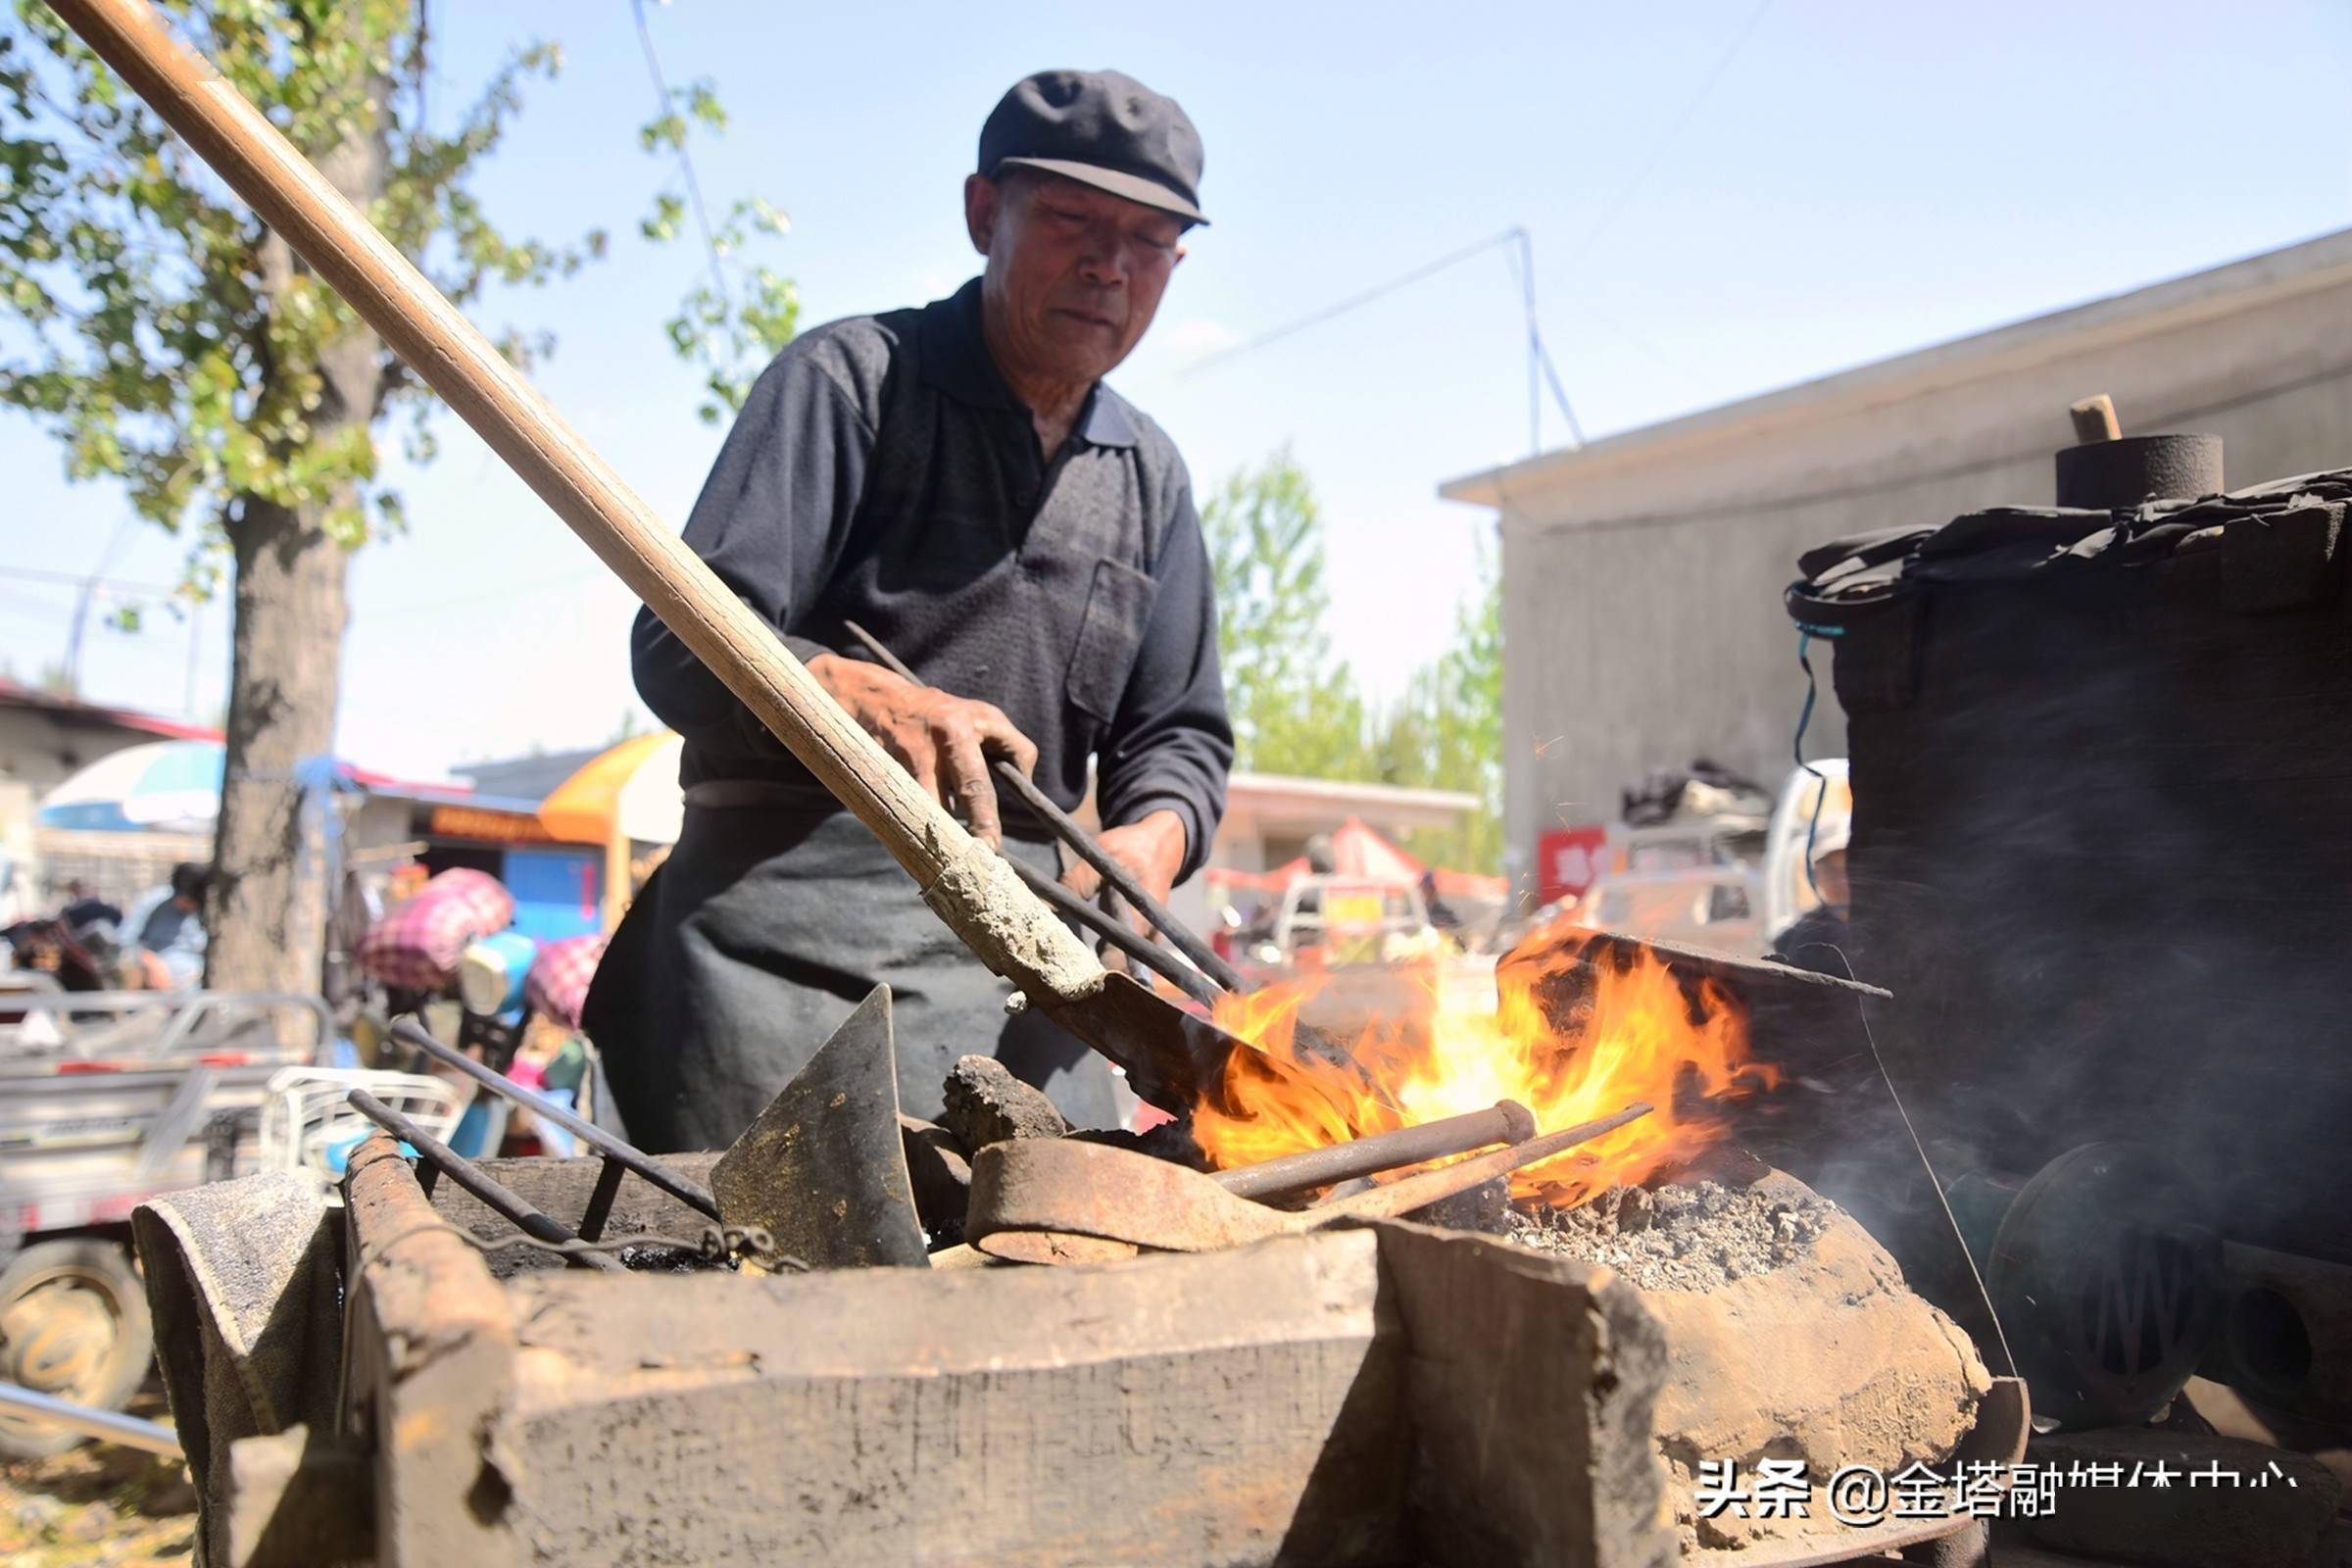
[680, 778, 1064, 852]
[682, 779, 837, 811]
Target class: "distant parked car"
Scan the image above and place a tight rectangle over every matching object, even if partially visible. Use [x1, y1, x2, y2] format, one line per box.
[1561, 861, 1765, 959]
[1227, 875, 1496, 1038]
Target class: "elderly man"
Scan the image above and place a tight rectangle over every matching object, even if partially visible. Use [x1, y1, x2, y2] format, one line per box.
[586, 70, 1232, 1152]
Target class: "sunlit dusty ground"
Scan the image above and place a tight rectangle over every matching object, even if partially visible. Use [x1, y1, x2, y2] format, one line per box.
[0, 1389, 195, 1568]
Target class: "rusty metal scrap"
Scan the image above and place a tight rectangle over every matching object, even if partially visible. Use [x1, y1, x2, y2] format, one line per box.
[967, 1103, 1651, 1263]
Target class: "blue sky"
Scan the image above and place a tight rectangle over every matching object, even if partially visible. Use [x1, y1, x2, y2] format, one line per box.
[2, 0, 2346, 778]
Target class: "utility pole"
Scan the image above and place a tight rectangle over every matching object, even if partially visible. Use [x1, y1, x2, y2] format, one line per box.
[184, 602, 201, 718]
[64, 516, 139, 696]
[64, 577, 92, 696]
[1515, 227, 1539, 456]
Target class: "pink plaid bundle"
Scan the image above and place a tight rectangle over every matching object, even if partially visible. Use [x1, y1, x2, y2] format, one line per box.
[525, 933, 607, 1028]
[357, 868, 515, 991]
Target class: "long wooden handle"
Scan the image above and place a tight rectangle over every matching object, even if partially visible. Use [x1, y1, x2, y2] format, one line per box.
[48, 0, 1103, 1004]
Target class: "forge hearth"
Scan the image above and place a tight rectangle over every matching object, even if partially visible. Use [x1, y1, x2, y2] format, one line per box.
[144, 1130, 2027, 1568]
[1509, 1177, 1834, 1291]
[334, 1135, 1685, 1568]
[1512, 1165, 1999, 1559]
[146, 998, 2027, 1568]
[294, 1140, 2016, 1567]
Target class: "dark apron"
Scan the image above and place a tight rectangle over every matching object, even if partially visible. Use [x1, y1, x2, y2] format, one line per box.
[582, 803, 1120, 1153]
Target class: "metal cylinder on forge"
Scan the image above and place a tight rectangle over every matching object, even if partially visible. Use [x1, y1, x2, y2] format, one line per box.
[2054, 432, 2224, 510]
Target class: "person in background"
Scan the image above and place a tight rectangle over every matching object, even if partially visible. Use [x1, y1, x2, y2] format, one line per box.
[56, 878, 122, 935]
[508, 1012, 592, 1157]
[119, 862, 210, 990]
[1418, 869, 1460, 932]
[1768, 820, 1852, 977]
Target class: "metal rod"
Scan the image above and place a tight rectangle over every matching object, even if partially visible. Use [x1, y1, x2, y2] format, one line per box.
[1318, 1102, 1655, 1221]
[577, 1156, 627, 1243]
[1007, 857, 1221, 1007]
[347, 1089, 624, 1272]
[842, 619, 1249, 993]
[391, 1018, 719, 1220]
[996, 758, 1252, 989]
[1212, 1099, 1538, 1200]
[0, 1380, 180, 1456]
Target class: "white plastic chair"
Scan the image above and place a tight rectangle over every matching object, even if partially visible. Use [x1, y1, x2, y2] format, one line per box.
[260, 1066, 468, 1199]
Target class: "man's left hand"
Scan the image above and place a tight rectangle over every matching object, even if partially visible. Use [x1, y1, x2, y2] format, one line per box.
[1061, 808, 1187, 913]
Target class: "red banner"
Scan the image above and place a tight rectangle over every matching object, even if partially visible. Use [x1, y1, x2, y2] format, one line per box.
[1537, 824, 1610, 906]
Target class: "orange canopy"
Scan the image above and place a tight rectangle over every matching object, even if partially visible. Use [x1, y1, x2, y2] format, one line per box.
[1204, 815, 1507, 901]
[537, 730, 685, 846]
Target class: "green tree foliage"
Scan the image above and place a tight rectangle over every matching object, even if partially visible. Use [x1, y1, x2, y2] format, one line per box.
[1379, 553, 1502, 873]
[0, 2, 792, 987]
[1200, 451, 1505, 873]
[0, 2, 790, 581]
[0, 2, 597, 577]
[632, 60, 796, 420]
[1201, 449, 1371, 779]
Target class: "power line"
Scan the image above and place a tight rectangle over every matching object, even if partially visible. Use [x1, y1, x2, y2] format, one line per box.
[0, 564, 178, 596]
[1560, 0, 1777, 271]
[1170, 6, 1775, 452]
[1184, 226, 1584, 454]
[0, 589, 75, 622]
[1184, 228, 1522, 374]
[629, 0, 731, 314]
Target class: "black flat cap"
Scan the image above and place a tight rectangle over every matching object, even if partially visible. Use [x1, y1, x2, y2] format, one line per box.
[979, 70, 1207, 226]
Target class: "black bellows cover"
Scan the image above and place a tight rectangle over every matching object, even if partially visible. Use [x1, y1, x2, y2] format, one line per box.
[1788, 472, 2352, 1262]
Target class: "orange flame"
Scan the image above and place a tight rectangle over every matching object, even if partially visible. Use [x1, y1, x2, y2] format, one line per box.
[1196, 924, 1779, 1207]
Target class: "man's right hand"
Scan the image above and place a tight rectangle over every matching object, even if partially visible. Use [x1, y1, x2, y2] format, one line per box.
[807, 653, 1039, 846]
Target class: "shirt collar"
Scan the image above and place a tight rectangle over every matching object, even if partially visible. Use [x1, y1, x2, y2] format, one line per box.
[920, 278, 1139, 449]
[1077, 384, 1138, 448]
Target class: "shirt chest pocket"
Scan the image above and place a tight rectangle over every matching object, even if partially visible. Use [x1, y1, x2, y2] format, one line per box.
[1064, 558, 1158, 727]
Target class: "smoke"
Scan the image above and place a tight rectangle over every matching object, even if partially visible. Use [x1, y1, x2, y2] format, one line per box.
[1763, 506, 2352, 1296]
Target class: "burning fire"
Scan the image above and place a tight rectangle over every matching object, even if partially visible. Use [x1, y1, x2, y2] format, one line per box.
[1195, 926, 1778, 1207]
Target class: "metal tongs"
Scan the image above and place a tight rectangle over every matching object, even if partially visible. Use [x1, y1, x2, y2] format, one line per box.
[841, 620, 1244, 1008]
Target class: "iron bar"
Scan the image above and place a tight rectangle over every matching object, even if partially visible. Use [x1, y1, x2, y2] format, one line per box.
[391, 1017, 719, 1220]
[843, 619, 1249, 993]
[347, 1089, 624, 1272]
[1007, 857, 1221, 1007]
[1312, 1102, 1655, 1218]
[577, 1156, 627, 1243]
[1213, 1099, 1539, 1200]
[0, 1380, 181, 1456]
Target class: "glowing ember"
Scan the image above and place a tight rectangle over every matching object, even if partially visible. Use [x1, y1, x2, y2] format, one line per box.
[1196, 925, 1778, 1207]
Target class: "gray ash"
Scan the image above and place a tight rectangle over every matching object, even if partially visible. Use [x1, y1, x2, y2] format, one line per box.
[1507, 1179, 1830, 1291]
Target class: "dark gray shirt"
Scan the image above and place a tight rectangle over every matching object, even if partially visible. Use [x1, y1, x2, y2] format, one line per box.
[632, 279, 1232, 877]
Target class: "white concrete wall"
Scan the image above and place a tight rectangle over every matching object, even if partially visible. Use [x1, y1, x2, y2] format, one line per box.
[1451, 232, 2352, 872]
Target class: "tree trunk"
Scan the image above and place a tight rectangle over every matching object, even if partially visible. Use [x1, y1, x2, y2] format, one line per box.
[207, 498, 353, 994]
[203, 63, 386, 995]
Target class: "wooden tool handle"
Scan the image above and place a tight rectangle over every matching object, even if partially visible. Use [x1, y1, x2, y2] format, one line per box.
[2069, 395, 2122, 444]
[49, 0, 1103, 1003]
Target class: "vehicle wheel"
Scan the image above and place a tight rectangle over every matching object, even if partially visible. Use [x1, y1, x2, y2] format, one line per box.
[0, 1238, 155, 1459]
